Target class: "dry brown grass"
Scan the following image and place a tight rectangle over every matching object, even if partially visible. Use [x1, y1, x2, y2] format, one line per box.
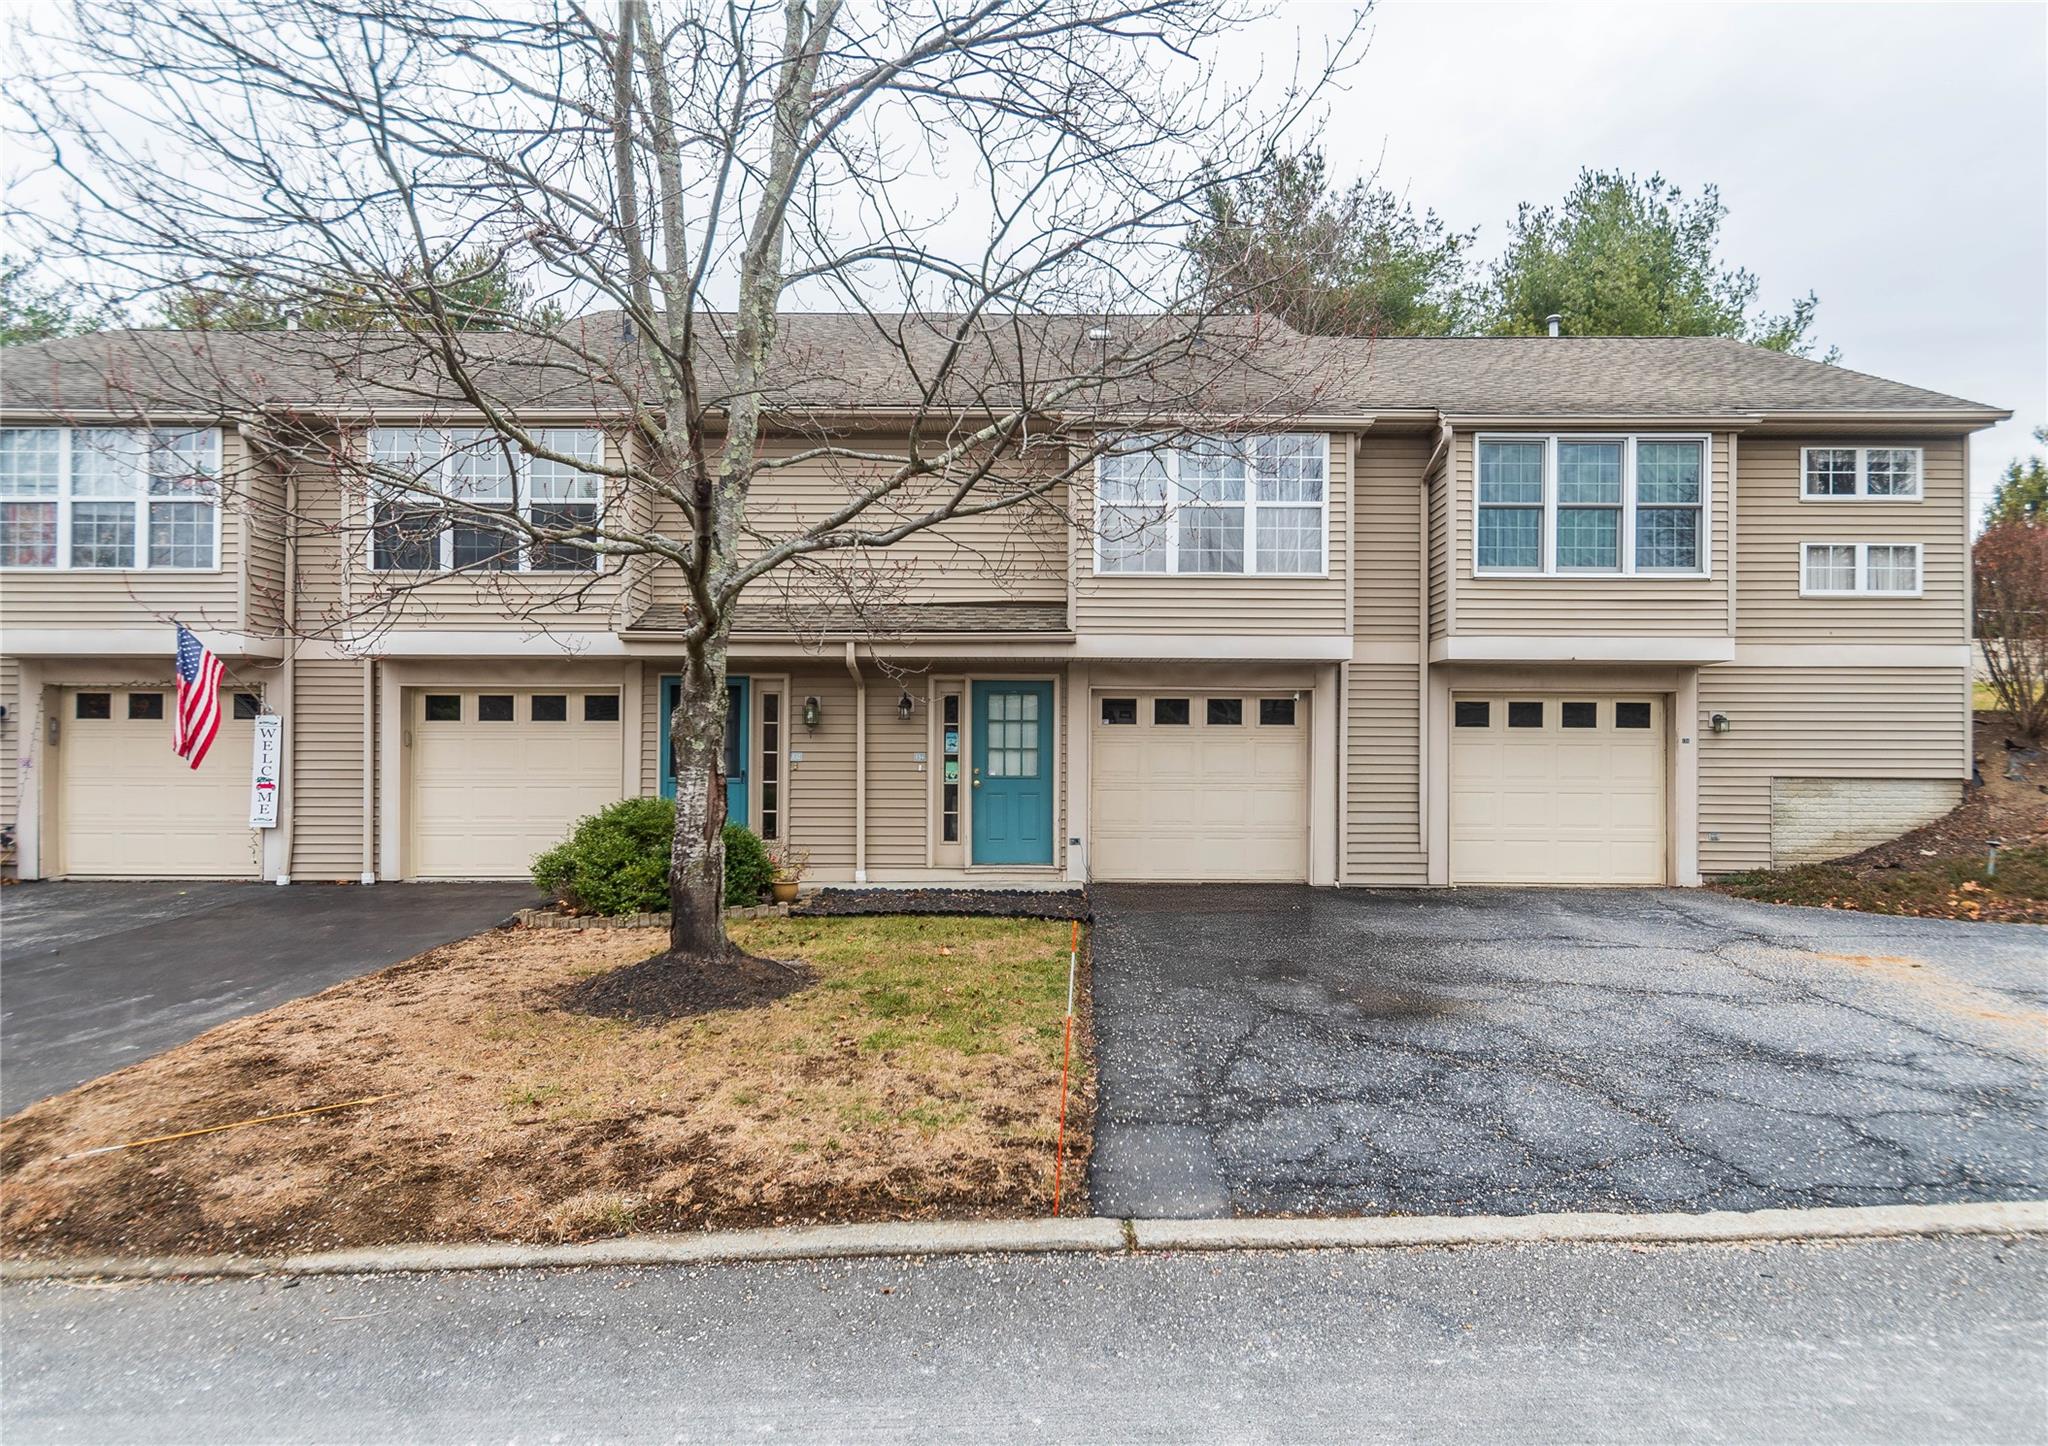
[0, 915, 1093, 1259]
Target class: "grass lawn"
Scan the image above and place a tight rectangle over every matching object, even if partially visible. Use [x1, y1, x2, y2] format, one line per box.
[0, 916, 1092, 1259]
[1716, 844, 2048, 924]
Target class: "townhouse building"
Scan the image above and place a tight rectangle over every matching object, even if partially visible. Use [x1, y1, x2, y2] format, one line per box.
[0, 321, 2006, 890]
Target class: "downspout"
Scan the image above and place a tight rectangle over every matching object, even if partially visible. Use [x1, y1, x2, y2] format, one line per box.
[1419, 417, 1452, 870]
[846, 641, 866, 884]
[274, 440, 297, 884]
[360, 656, 376, 884]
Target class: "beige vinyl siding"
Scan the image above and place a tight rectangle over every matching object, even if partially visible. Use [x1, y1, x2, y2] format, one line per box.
[0, 655, 18, 853]
[639, 662, 666, 798]
[786, 670, 857, 880]
[1071, 432, 1350, 637]
[240, 452, 288, 636]
[1735, 436, 1967, 643]
[291, 434, 625, 633]
[0, 428, 250, 632]
[1696, 665, 1969, 874]
[647, 436, 1068, 619]
[1343, 661, 1425, 885]
[1353, 433, 1428, 640]
[1449, 431, 1733, 636]
[289, 657, 370, 881]
[865, 681, 928, 871]
[1427, 447, 1449, 641]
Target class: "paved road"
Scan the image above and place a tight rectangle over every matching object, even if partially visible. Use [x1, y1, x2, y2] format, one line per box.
[3, 1236, 2042, 1443]
[0, 881, 538, 1113]
[1089, 885, 2048, 1218]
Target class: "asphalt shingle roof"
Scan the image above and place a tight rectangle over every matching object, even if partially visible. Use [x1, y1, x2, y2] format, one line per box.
[0, 313, 2002, 420]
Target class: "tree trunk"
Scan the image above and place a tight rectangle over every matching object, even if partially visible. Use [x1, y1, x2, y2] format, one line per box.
[667, 645, 731, 956]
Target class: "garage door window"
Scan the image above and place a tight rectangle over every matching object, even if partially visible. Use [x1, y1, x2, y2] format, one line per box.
[478, 695, 515, 722]
[1100, 697, 1137, 725]
[584, 694, 620, 722]
[1561, 701, 1597, 728]
[424, 695, 461, 721]
[75, 691, 111, 719]
[127, 692, 164, 720]
[1508, 701, 1543, 728]
[531, 694, 568, 721]
[1615, 702, 1652, 729]
[1153, 697, 1190, 725]
[1206, 698, 1242, 725]
[1454, 700, 1489, 727]
[1259, 698, 1295, 726]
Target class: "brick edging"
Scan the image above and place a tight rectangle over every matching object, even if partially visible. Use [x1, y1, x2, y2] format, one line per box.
[515, 903, 789, 930]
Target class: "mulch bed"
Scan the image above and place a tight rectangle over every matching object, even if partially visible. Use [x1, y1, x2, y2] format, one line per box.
[793, 887, 1091, 921]
[554, 948, 815, 1021]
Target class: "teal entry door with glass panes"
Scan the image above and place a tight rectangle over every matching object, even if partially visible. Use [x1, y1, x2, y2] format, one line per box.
[662, 675, 748, 827]
[970, 681, 1054, 866]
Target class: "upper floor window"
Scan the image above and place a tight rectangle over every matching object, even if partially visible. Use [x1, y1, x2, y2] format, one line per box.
[1801, 542, 1922, 597]
[1802, 446, 1921, 500]
[1094, 433, 1326, 576]
[367, 427, 601, 573]
[0, 427, 221, 570]
[1476, 434, 1706, 576]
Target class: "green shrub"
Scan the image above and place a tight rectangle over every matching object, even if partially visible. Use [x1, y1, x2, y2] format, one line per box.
[721, 823, 773, 907]
[532, 796, 673, 916]
[531, 796, 772, 914]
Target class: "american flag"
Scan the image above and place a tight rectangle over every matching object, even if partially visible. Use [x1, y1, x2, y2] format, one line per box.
[173, 624, 224, 769]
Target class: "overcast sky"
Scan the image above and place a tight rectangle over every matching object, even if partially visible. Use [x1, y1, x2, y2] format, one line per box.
[1280, 0, 2046, 519]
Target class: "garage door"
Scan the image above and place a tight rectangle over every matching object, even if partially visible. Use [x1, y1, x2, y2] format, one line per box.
[1091, 690, 1308, 881]
[1450, 694, 1665, 884]
[407, 688, 623, 879]
[56, 685, 260, 878]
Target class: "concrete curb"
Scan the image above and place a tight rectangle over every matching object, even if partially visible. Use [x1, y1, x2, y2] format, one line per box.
[3, 1201, 2040, 1282]
[1131, 1200, 2048, 1252]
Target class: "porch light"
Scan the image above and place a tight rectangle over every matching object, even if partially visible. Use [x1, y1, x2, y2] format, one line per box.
[1709, 712, 1731, 734]
[897, 689, 915, 721]
[803, 695, 822, 730]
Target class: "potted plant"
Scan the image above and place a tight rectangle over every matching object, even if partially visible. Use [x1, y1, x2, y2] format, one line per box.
[768, 842, 809, 904]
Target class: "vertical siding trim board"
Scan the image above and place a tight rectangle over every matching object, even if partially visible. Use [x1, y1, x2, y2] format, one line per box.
[847, 643, 867, 883]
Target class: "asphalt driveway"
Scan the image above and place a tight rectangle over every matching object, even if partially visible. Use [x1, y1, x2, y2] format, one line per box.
[1088, 885, 2048, 1219]
[1, 881, 539, 1114]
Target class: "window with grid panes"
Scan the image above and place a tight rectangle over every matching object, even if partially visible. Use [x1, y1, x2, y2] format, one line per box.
[985, 691, 1039, 776]
[0, 427, 220, 569]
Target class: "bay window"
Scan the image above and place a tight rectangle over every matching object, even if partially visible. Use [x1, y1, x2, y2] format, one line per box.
[0, 426, 221, 570]
[1475, 434, 1707, 576]
[1094, 433, 1327, 576]
[368, 427, 602, 573]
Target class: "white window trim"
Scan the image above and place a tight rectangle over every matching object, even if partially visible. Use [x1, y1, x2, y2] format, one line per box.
[1799, 445, 1924, 502]
[0, 426, 224, 573]
[1473, 432, 1712, 579]
[364, 428, 607, 576]
[1090, 433, 1331, 579]
[1799, 541, 1924, 598]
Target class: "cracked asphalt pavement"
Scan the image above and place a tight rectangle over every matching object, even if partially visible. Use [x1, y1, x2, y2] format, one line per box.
[1086, 885, 2048, 1219]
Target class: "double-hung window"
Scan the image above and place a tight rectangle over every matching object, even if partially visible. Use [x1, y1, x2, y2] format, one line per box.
[1802, 446, 1921, 499]
[1475, 434, 1706, 576]
[368, 427, 602, 573]
[1801, 542, 1922, 597]
[1094, 433, 1327, 575]
[0, 426, 221, 570]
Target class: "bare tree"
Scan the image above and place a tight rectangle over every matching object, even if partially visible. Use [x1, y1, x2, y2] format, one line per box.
[10, 0, 1364, 970]
[1975, 519, 2048, 740]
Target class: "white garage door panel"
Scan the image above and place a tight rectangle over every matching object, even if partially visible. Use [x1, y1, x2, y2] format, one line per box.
[408, 689, 623, 879]
[1090, 691, 1308, 882]
[58, 687, 258, 878]
[1450, 693, 1665, 885]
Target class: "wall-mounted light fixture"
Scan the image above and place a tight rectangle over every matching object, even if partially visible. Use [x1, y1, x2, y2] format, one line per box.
[897, 689, 915, 722]
[1709, 712, 1731, 734]
[802, 695, 822, 730]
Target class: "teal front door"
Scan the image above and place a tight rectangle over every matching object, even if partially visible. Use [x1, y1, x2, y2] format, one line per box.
[662, 675, 748, 827]
[971, 681, 1054, 865]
